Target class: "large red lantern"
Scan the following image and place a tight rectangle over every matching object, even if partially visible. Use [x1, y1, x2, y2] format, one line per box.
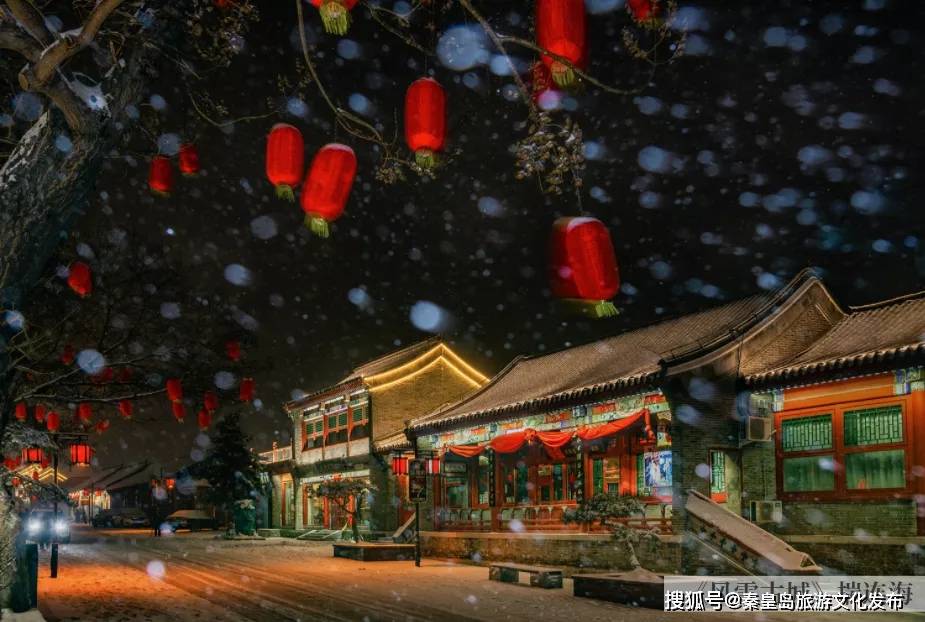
[34, 404, 46, 425]
[309, 0, 358, 36]
[203, 391, 219, 412]
[76, 403, 93, 426]
[61, 343, 75, 365]
[67, 261, 92, 297]
[627, 0, 660, 24]
[266, 124, 304, 202]
[178, 143, 201, 176]
[14, 403, 27, 422]
[118, 400, 133, 420]
[300, 143, 356, 238]
[239, 377, 255, 403]
[198, 409, 212, 431]
[172, 401, 186, 423]
[549, 217, 620, 318]
[46, 411, 60, 433]
[148, 155, 174, 197]
[95, 419, 110, 434]
[166, 378, 183, 403]
[536, 0, 587, 88]
[391, 456, 409, 476]
[225, 339, 242, 362]
[21, 448, 46, 465]
[70, 443, 94, 466]
[404, 78, 446, 169]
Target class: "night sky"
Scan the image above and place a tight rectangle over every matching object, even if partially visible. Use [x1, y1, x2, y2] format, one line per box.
[70, 0, 925, 469]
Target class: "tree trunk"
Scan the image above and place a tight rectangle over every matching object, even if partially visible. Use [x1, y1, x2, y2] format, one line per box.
[351, 496, 362, 542]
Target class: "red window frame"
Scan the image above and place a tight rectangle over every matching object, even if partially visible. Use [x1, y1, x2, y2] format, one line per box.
[302, 418, 324, 450]
[775, 395, 913, 502]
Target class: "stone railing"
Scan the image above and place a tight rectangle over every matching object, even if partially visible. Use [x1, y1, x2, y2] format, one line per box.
[258, 446, 292, 464]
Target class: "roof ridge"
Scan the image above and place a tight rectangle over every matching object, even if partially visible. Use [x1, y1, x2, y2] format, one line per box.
[847, 289, 925, 312]
[351, 336, 442, 375]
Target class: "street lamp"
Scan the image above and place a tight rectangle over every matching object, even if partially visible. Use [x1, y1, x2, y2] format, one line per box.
[47, 431, 90, 579]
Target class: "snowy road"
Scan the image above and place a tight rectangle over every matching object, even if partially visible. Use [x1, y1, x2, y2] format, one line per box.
[36, 527, 917, 622]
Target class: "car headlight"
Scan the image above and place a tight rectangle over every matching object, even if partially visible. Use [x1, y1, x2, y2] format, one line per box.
[27, 520, 41, 533]
[54, 520, 68, 534]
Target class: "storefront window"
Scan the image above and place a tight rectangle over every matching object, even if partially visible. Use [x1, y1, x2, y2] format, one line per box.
[515, 460, 529, 504]
[444, 461, 468, 508]
[846, 449, 905, 490]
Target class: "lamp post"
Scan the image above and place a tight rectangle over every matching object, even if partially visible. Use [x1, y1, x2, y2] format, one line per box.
[48, 431, 90, 579]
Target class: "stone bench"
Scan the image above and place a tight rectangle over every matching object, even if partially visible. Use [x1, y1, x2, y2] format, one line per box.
[489, 562, 563, 589]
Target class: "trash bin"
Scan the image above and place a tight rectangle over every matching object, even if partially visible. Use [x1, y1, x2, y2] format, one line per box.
[233, 500, 256, 535]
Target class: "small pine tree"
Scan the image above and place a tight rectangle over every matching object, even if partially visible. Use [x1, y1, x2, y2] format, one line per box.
[191, 410, 259, 528]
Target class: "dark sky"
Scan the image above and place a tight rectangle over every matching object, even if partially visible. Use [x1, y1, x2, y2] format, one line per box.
[75, 0, 925, 469]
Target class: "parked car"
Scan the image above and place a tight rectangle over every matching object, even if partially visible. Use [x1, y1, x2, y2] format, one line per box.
[25, 510, 70, 545]
[90, 509, 116, 528]
[112, 509, 148, 528]
[165, 509, 216, 532]
[123, 514, 151, 528]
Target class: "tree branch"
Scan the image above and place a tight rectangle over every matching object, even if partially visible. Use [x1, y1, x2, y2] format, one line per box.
[4, 0, 53, 46]
[0, 18, 40, 62]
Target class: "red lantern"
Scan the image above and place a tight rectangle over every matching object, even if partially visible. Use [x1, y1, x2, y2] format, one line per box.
[215, 0, 231, 8]
[67, 261, 92, 297]
[404, 78, 446, 169]
[92, 367, 114, 384]
[166, 378, 183, 403]
[118, 400, 133, 420]
[70, 443, 94, 466]
[95, 419, 110, 434]
[11, 477, 20, 487]
[536, 0, 586, 88]
[76, 403, 93, 426]
[61, 344, 75, 365]
[148, 155, 174, 197]
[309, 0, 358, 35]
[34, 404, 46, 425]
[300, 143, 356, 238]
[46, 411, 60, 433]
[426, 457, 441, 475]
[225, 339, 242, 362]
[165, 477, 176, 490]
[178, 143, 201, 176]
[203, 391, 219, 412]
[14, 403, 27, 422]
[266, 124, 304, 202]
[118, 367, 133, 382]
[198, 409, 212, 431]
[627, 0, 659, 24]
[4, 455, 21, 470]
[21, 448, 46, 465]
[171, 401, 186, 423]
[549, 217, 620, 318]
[239, 377, 255, 402]
[391, 456, 409, 476]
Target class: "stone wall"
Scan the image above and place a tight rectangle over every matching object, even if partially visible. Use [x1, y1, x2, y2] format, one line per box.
[421, 531, 681, 573]
[784, 537, 925, 574]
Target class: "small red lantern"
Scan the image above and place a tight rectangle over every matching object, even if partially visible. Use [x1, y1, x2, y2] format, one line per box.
[11, 476, 20, 487]
[426, 457, 441, 475]
[34, 404, 46, 425]
[549, 217, 620, 318]
[166, 378, 183, 403]
[21, 448, 46, 465]
[239, 377, 255, 402]
[118, 400, 133, 420]
[148, 155, 174, 197]
[117, 367, 133, 383]
[4, 455, 21, 470]
[225, 339, 242, 362]
[266, 124, 304, 202]
[203, 391, 219, 412]
[95, 419, 110, 434]
[178, 143, 201, 176]
[46, 411, 60, 433]
[92, 367, 114, 384]
[70, 443, 94, 466]
[300, 143, 356, 238]
[404, 78, 446, 169]
[198, 409, 212, 431]
[214, 0, 232, 8]
[61, 344, 75, 365]
[67, 261, 92, 297]
[391, 456, 409, 476]
[536, 0, 587, 88]
[165, 477, 176, 490]
[14, 403, 27, 422]
[309, 0, 358, 35]
[627, 0, 660, 24]
[171, 401, 186, 423]
[76, 403, 93, 426]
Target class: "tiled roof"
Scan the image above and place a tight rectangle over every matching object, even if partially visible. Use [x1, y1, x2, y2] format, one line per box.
[372, 430, 412, 453]
[746, 291, 925, 387]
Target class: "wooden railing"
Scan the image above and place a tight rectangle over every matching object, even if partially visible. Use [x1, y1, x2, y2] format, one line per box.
[435, 502, 672, 534]
[257, 446, 292, 464]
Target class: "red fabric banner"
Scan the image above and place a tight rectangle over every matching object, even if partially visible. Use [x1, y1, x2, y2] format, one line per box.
[575, 408, 648, 441]
[446, 444, 485, 458]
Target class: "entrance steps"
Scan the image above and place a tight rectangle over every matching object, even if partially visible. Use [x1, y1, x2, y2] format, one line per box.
[684, 490, 821, 575]
[296, 529, 347, 541]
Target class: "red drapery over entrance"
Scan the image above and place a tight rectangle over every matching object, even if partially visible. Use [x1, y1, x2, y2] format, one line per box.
[444, 408, 651, 458]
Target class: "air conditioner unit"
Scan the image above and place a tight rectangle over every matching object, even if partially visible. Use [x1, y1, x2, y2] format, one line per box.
[750, 500, 783, 524]
[745, 416, 774, 442]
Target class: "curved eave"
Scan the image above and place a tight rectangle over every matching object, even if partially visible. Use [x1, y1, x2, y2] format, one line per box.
[408, 370, 663, 435]
[744, 343, 925, 391]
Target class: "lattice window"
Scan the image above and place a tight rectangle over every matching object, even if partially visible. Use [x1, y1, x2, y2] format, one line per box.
[781, 414, 832, 452]
[844, 405, 903, 447]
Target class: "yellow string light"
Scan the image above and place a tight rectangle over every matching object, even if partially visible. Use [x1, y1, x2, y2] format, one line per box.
[368, 350, 486, 394]
[363, 344, 488, 388]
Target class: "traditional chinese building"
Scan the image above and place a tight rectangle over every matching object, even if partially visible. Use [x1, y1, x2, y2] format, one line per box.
[404, 272, 924, 574]
[262, 339, 488, 535]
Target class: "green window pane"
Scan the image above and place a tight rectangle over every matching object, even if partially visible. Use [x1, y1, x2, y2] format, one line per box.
[782, 455, 835, 492]
[315, 421, 324, 433]
[553, 464, 564, 501]
[327, 415, 337, 428]
[338, 412, 348, 427]
[516, 462, 529, 504]
[710, 452, 726, 494]
[636, 454, 647, 495]
[844, 405, 903, 447]
[592, 458, 604, 495]
[352, 408, 365, 422]
[477, 456, 490, 505]
[846, 449, 905, 489]
[782, 415, 832, 452]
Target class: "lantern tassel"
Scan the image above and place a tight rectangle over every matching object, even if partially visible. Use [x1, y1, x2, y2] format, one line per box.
[275, 184, 295, 202]
[557, 299, 620, 319]
[415, 149, 438, 170]
[319, 1, 351, 36]
[305, 214, 330, 238]
[550, 62, 577, 88]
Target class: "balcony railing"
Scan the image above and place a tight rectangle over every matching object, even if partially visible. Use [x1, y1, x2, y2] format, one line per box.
[258, 446, 292, 464]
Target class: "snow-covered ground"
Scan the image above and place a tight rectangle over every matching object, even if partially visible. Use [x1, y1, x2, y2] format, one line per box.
[34, 527, 916, 621]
